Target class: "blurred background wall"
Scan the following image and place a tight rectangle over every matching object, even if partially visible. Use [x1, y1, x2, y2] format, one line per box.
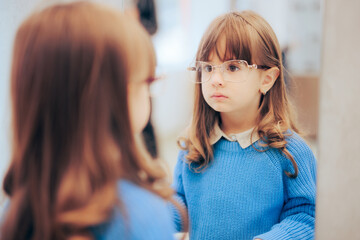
[315, 0, 360, 238]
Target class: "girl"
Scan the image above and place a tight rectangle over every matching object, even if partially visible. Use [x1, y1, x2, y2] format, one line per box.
[1, 2, 176, 240]
[172, 11, 316, 240]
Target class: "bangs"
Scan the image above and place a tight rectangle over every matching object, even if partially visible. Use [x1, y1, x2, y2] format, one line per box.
[197, 13, 257, 64]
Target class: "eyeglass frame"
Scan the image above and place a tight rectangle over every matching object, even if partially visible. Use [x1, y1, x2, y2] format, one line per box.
[187, 59, 270, 84]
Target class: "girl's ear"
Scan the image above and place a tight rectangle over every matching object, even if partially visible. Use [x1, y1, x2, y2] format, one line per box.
[259, 67, 279, 95]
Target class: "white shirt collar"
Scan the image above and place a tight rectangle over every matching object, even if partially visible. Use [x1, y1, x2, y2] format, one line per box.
[209, 123, 260, 149]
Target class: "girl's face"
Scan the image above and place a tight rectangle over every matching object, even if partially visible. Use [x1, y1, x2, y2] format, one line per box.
[128, 67, 152, 134]
[201, 35, 264, 122]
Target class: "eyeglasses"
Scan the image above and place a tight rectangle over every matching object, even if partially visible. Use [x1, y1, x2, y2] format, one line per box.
[187, 60, 269, 83]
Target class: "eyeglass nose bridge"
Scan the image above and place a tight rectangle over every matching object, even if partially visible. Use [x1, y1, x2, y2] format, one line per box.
[211, 64, 226, 73]
[207, 64, 227, 84]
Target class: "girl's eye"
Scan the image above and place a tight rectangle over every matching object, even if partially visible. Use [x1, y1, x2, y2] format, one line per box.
[227, 64, 240, 72]
[203, 64, 213, 73]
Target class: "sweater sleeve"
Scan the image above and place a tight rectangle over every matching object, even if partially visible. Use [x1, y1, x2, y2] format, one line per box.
[254, 135, 317, 240]
[169, 150, 188, 232]
[91, 180, 175, 240]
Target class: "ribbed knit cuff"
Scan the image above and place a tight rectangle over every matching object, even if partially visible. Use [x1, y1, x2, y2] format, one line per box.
[253, 227, 289, 240]
[168, 196, 186, 232]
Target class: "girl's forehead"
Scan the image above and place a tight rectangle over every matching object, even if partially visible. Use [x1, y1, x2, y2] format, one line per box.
[207, 35, 239, 62]
[208, 35, 224, 61]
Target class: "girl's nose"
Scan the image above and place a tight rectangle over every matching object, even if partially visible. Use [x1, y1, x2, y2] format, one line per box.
[210, 69, 225, 87]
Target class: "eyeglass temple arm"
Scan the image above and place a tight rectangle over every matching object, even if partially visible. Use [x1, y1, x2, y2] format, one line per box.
[255, 65, 270, 69]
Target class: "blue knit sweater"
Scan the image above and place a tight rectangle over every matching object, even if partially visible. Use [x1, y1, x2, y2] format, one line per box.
[90, 180, 174, 240]
[171, 132, 316, 240]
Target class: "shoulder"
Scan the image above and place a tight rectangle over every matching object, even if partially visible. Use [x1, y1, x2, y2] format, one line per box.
[91, 180, 174, 240]
[282, 131, 317, 176]
[118, 180, 163, 204]
[117, 180, 173, 228]
[173, 150, 188, 177]
[263, 130, 317, 175]
[284, 131, 315, 160]
[177, 149, 188, 161]
[280, 131, 317, 201]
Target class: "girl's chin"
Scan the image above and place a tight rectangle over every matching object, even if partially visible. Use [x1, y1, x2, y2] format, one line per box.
[205, 100, 233, 113]
[209, 105, 229, 113]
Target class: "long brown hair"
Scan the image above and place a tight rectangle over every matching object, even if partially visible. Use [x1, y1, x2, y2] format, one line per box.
[182, 11, 299, 178]
[2, 2, 176, 240]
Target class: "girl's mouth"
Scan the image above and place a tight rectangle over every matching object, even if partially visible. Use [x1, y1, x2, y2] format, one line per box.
[211, 93, 228, 99]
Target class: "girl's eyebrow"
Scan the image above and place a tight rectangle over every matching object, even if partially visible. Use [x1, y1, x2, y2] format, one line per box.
[204, 59, 235, 64]
[205, 61, 219, 65]
[228, 57, 238, 61]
